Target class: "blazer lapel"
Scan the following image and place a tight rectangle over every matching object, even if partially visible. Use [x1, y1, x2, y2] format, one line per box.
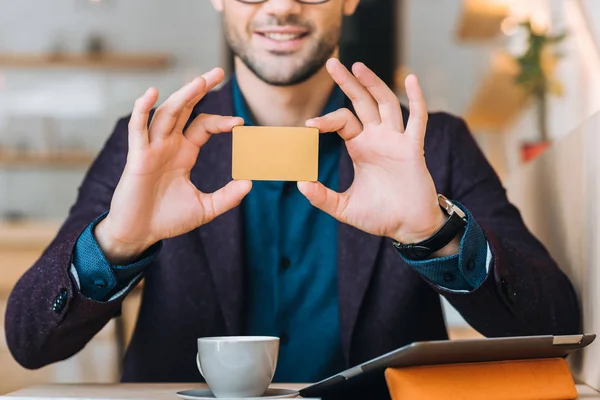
[191, 81, 246, 336]
[337, 100, 384, 366]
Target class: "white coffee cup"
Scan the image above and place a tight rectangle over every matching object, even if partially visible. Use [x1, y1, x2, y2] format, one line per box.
[197, 336, 279, 398]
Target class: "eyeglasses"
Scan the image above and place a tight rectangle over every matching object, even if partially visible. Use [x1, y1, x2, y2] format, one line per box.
[236, 0, 330, 4]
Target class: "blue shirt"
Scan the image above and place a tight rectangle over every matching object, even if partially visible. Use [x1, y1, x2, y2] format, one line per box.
[233, 76, 346, 383]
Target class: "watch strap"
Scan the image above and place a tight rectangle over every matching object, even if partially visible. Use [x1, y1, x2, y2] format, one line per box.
[394, 197, 467, 260]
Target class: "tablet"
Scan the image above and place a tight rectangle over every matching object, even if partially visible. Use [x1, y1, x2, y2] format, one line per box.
[299, 333, 596, 398]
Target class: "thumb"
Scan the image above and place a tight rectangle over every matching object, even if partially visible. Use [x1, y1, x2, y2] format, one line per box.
[297, 181, 346, 222]
[200, 180, 252, 223]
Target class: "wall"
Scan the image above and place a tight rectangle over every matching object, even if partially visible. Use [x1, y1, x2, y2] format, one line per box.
[493, 0, 600, 173]
[0, 0, 224, 220]
[506, 0, 600, 151]
[403, 0, 499, 115]
[505, 111, 600, 391]
[404, 0, 600, 176]
[510, 0, 600, 389]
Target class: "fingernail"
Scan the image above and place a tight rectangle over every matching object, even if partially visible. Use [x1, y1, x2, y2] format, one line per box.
[204, 67, 219, 77]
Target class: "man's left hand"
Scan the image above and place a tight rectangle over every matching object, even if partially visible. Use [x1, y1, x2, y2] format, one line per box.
[298, 58, 446, 245]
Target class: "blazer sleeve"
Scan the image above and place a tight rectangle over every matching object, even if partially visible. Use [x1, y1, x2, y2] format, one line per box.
[4, 116, 140, 369]
[434, 115, 581, 336]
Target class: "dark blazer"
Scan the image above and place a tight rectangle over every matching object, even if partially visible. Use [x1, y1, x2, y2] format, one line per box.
[5, 80, 580, 393]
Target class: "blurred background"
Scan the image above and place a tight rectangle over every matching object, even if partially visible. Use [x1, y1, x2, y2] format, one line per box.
[0, 0, 599, 394]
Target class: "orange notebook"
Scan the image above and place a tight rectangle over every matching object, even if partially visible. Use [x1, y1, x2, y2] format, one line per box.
[385, 358, 577, 400]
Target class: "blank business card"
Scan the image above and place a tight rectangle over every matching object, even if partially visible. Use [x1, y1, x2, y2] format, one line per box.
[232, 126, 319, 181]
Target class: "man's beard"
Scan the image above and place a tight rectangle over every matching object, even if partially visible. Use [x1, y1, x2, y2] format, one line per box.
[224, 15, 340, 86]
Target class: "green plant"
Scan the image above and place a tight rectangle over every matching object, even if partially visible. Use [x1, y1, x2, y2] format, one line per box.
[514, 21, 567, 142]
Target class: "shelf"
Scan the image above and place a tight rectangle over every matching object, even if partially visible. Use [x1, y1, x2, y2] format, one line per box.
[0, 53, 173, 70]
[0, 219, 60, 250]
[0, 219, 61, 294]
[0, 151, 96, 169]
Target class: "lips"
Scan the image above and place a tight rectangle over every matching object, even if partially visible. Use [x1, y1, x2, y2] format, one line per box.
[253, 27, 310, 51]
[261, 32, 305, 42]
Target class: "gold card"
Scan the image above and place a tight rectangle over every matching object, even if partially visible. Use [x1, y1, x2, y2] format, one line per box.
[232, 126, 319, 181]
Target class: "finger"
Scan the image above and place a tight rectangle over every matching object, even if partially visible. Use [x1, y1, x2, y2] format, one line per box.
[297, 181, 348, 223]
[352, 62, 404, 132]
[199, 180, 253, 224]
[404, 74, 428, 142]
[306, 108, 363, 141]
[128, 87, 159, 150]
[185, 114, 244, 148]
[326, 58, 381, 126]
[172, 68, 225, 134]
[148, 77, 207, 141]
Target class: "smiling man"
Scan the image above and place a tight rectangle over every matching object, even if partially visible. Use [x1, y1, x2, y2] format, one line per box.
[6, 0, 580, 397]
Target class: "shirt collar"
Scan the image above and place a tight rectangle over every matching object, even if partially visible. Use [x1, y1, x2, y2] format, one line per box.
[231, 74, 345, 127]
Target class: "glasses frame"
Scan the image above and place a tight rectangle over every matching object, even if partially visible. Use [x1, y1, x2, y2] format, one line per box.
[235, 0, 331, 4]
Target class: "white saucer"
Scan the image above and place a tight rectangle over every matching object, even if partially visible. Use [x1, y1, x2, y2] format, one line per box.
[176, 388, 299, 399]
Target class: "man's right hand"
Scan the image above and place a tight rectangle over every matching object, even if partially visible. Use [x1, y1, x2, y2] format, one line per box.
[95, 68, 251, 265]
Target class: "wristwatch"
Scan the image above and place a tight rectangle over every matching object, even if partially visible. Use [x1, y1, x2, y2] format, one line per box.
[393, 195, 467, 261]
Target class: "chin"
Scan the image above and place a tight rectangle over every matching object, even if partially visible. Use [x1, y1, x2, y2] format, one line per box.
[252, 61, 317, 86]
[256, 71, 314, 86]
[238, 45, 329, 86]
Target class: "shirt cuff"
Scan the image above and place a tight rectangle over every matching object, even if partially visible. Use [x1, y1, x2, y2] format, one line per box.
[71, 212, 161, 302]
[396, 202, 490, 292]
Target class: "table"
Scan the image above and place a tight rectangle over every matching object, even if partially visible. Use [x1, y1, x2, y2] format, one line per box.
[1, 384, 599, 399]
[0, 384, 304, 399]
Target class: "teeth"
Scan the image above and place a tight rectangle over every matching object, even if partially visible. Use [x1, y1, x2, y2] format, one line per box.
[263, 32, 302, 42]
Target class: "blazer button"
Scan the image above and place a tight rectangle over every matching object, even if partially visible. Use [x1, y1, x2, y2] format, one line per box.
[279, 257, 291, 271]
[93, 279, 107, 289]
[466, 259, 475, 271]
[283, 182, 295, 195]
[52, 288, 68, 313]
[443, 273, 455, 283]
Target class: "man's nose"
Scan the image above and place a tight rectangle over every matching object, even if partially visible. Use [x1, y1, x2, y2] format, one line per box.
[262, 0, 302, 16]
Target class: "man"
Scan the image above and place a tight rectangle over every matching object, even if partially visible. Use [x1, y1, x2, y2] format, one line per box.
[6, 0, 579, 396]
